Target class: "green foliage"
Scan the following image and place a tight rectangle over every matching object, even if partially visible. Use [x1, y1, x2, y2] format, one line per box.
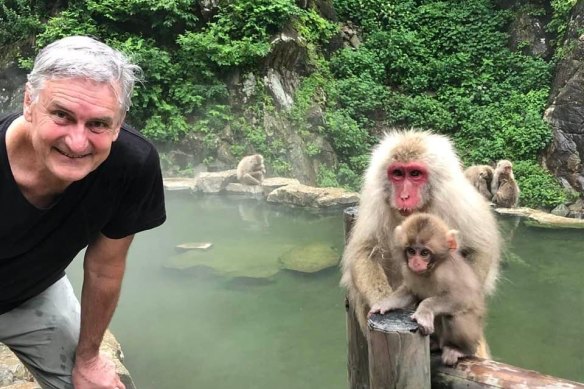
[455, 89, 552, 163]
[85, 0, 199, 30]
[385, 92, 455, 132]
[548, 0, 577, 41]
[0, 0, 44, 46]
[178, 0, 302, 67]
[330, 47, 385, 83]
[332, 0, 399, 31]
[316, 165, 339, 187]
[513, 161, 567, 209]
[34, 9, 101, 47]
[316, 162, 362, 191]
[323, 109, 370, 161]
[329, 0, 559, 207]
[295, 8, 338, 45]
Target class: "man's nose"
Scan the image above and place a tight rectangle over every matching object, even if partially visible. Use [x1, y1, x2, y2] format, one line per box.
[65, 123, 90, 153]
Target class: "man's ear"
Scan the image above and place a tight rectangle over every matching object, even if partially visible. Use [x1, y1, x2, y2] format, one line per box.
[446, 229, 459, 251]
[23, 84, 33, 122]
[112, 114, 125, 141]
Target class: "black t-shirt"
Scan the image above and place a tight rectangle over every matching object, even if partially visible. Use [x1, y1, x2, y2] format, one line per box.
[0, 113, 166, 314]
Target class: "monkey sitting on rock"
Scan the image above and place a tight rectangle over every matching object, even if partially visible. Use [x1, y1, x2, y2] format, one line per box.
[236, 154, 266, 185]
[491, 159, 519, 208]
[369, 213, 486, 366]
[464, 165, 495, 201]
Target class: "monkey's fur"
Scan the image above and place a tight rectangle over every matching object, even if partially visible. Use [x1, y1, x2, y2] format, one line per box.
[491, 160, 519, 208]
[340, 130, 500, 358]
[464, 165, 494, 201]
[236, 154, 266, 185]
[370, 213, 486, 366]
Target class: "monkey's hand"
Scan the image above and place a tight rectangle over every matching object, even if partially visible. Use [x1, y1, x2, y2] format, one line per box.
[368, 298, 396, 317]
[411, 309, 434, 336]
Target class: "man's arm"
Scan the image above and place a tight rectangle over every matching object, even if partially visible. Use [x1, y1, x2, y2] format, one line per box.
[72, 233, 134, 389]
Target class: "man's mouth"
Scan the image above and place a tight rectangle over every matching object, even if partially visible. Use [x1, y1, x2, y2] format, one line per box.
[55, 148, 90, 159]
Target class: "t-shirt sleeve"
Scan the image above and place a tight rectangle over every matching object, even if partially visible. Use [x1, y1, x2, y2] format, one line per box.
[101, 146, 166, 239]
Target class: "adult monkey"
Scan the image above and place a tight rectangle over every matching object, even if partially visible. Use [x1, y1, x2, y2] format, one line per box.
[464, 164, 495, 201]
[0, 36, 166, 389]
[340, 130, 500, 358]
[237, 154, 266, 185]
[491, 160, 520, 208]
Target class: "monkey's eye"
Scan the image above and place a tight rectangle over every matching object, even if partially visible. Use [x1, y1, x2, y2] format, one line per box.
[410, 170, 421, 177]
[420, 249, 431, 257]
[405, 247, 416, 256]
[391, 169, 405, 179]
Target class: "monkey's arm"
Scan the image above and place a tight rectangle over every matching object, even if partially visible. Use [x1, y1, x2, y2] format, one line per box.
[412, 294, 467, 336]
[350, 250, 394, 307]
[369, 285, 415, 316]
[416, 294, 465, 316]
[241, 173, 262, 185]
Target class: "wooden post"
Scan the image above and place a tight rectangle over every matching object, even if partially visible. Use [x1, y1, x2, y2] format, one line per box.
[368, 311, 430, 389]
[346, 299, 369, 389]
[344, 207, 370, 389]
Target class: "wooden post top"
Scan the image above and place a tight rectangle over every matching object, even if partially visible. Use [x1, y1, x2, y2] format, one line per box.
[368, 309, 418, 334]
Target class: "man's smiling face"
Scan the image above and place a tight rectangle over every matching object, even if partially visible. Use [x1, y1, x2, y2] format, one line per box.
[23, 77, 122, 186]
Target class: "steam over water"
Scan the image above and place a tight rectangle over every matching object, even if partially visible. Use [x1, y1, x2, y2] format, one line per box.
[67, 192, 584, 388]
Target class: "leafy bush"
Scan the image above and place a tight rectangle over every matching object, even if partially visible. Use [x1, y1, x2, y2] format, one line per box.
[330, 0, 559, 207]
[0, 0, 44, 47]
[323, 109, 371, 161]
[178, 0, 301, 67]
[513, 161, 567, 209]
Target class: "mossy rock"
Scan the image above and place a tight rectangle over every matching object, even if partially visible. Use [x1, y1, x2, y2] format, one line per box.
[279, 243, 340, 273]
[164, 240, 293, 279]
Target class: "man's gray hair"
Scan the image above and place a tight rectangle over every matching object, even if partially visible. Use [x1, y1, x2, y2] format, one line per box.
[27, 35, 142, 114]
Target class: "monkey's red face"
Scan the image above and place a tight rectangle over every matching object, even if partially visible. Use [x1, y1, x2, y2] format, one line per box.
[387, 162, 428, 216]
[405, 246, 433, 274]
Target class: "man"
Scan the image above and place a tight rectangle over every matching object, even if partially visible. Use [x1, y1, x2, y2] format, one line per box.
[0, 36, 166, 388]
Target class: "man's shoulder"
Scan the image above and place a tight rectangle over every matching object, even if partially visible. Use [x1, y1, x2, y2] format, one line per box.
[0, 113, 19, 131]
[108, 123, 159, 166]
[118, 122, 156, 149]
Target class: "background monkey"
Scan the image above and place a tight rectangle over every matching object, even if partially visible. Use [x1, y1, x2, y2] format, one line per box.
[236, 154, 266, 185]
[464, 165, 494, 201]
[369, 213, 486, 366]
[491, 159, 519, 208]
[340, 130, 500, 358]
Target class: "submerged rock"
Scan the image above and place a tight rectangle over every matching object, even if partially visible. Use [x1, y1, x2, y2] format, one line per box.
[164, 240, 294, 279]
[279, 243, 339, 273]
[175, 242, 213, 251]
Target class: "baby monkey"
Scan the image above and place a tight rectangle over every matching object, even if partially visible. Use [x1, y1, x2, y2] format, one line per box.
[369, 213, 486, 366]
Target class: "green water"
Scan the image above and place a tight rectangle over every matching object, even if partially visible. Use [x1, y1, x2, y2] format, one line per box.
[67, 192, 584, 388]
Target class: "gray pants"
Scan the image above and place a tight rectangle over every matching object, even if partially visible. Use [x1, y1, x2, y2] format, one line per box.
[0, 276, 80, 389]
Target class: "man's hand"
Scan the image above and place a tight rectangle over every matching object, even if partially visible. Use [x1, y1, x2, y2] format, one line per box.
[72, 352, 125, 389]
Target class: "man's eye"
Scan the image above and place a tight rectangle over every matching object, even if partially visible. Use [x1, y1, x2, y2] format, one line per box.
[52, 111, 70, 121]
[88, 122, 110, 133]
